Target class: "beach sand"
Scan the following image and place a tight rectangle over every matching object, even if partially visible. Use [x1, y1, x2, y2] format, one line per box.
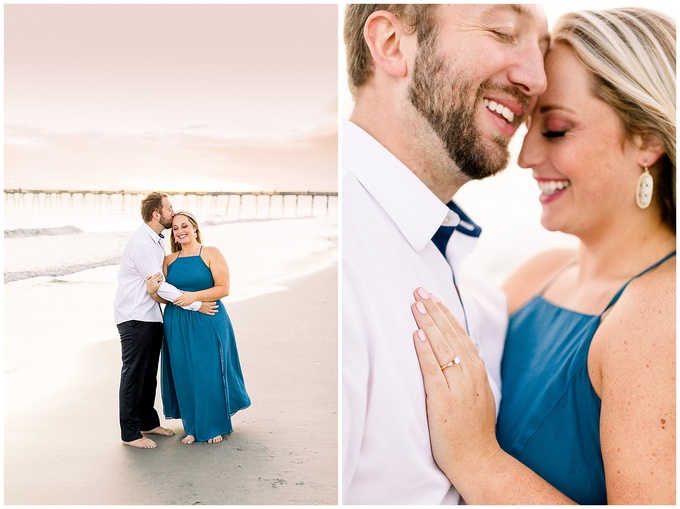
[3, 264, 338, 505]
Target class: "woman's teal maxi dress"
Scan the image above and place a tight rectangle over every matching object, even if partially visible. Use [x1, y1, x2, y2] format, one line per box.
[161, 249, 251, 441]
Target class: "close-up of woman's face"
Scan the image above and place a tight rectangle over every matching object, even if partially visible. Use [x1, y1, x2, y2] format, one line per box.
[172, 214, 197, 245]
[517, 42, 643, 237]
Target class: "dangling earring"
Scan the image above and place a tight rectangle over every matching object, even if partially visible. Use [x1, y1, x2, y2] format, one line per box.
[636, 166, 653, 209]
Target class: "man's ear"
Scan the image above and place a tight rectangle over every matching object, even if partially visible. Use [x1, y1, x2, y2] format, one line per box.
[363, 10, 409, 79]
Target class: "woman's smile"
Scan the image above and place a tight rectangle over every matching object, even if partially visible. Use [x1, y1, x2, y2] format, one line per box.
[536, 178, 571, 204]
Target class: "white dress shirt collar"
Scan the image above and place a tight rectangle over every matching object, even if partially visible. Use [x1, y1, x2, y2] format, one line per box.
[143, 223, 164, 246]
[343, 120, 455, 253]
[343, 120, 482, 256]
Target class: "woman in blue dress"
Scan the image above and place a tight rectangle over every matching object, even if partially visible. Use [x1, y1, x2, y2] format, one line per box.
[148, 211, 250, 444]
[409, 7, 675, 504]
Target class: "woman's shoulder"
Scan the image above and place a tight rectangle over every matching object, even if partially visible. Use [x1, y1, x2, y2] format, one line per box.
[592, 254, 675, 396]
[503, 247, 578, 314]
[200, 245, 224, 258]
[200, 245, 227, 265]
[590, 256, 675, 502]
[611, 254, 675, 323]
[596, 254, 675, 364]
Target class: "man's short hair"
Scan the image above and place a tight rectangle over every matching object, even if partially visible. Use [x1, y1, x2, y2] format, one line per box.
[344, 4, 437, 98]
[140, 192, 168, 222]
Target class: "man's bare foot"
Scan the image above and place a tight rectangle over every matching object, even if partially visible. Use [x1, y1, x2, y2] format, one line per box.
[142, 426, 174, 436]
[182, 435, 196, 445]
[122, 437, 157, 449]
[207, 435, 223, 444]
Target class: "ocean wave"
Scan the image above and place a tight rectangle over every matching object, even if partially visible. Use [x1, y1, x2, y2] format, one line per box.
[4, 215, 337, 285]
[4, 257, 121, 283]
[201, 215, 315, 227]
[4, 225, 83, 238]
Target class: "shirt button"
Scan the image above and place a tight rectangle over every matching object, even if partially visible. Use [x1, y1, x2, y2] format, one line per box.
[442, 212, 458, 226]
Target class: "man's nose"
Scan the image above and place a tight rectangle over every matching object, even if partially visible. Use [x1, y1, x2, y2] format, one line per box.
[509, 44, 547, 98]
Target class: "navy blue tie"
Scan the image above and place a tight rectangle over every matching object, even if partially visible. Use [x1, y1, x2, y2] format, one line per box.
[432, 224, 455, 258]
[431, 202, 475, 335]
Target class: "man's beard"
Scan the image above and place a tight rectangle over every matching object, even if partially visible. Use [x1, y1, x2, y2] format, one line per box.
[408, 38, 526, 181]
[160, 215, 173, 229]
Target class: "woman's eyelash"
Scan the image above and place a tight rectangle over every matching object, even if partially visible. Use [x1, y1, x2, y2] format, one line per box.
[542, 130, 566, 139]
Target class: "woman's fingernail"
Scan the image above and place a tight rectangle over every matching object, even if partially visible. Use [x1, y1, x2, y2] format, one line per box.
[431, 293, 440, 304]
[416, 329, 427, 342]
[416, 301, 427, 314]
[417, 288, 429, 299]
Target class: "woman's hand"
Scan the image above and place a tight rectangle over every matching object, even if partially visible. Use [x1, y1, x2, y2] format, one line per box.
[173, 291, 197, 307]
[411, 287, 501, 487]
[146, 272, 163, 295]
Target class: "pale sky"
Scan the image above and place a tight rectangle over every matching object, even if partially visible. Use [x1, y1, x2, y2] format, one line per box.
[6, 3, 677, 193]
[5, 4, 338, 192]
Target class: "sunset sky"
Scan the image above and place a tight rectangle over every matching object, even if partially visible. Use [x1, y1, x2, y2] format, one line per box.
[5, 4, 338, 192]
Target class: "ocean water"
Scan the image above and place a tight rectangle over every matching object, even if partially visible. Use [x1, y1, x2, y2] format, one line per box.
[3, 194, 338, 379]
[4, 193, 338, 287]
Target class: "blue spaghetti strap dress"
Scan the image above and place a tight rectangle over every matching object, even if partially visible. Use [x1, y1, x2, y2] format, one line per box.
[160, 247, 251, 441]
[496, 251, 675, 504]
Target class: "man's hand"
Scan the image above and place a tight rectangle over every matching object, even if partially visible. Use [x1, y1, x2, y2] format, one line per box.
[198, 301, 219, 316]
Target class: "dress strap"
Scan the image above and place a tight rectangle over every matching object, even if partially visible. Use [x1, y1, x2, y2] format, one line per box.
[199, 245, 203, 256]
[539, 260, 577, 296]
[601, 251, 676, 315]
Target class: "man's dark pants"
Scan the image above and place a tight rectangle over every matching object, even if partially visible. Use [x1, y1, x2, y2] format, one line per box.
[117, 320, 163, 442]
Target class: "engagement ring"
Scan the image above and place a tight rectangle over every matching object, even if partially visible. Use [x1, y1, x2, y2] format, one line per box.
[440, 356, 461, 371]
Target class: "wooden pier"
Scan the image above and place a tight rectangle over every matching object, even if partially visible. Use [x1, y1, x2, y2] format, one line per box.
[4, 189, 338, 218]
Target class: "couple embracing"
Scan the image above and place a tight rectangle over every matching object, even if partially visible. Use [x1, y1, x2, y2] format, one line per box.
[343, 4, 675, 505]
[114, 192, 250, 449]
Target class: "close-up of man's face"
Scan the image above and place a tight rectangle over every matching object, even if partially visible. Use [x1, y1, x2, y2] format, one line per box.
[409, 4, 549, 180]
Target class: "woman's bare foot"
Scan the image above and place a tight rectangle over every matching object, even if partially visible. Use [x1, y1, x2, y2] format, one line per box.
[207, 435, 223, 444]
[142, 426, 175, 436]
[182, 435, 196, 445]
[122, 437, 157, 449]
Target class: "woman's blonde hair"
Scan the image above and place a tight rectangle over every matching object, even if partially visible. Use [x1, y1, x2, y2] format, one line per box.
[553, 8, 676, 230]
[169, 211, 203, 253]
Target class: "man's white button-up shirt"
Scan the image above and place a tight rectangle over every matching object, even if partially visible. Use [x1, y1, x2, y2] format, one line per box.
[342, 120, 507, 504]
[114, 223, 199, 324]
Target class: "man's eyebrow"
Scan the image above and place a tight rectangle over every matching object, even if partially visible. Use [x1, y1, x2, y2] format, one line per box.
[484, 4, 551, 49]
[509, 4, 535, 17]
[485, 4, 535, 18]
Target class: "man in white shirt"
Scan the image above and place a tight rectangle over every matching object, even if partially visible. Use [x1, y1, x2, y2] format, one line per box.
[114, 192, 217, 449]
[342, 5, 549, 504]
